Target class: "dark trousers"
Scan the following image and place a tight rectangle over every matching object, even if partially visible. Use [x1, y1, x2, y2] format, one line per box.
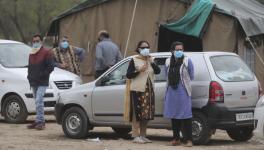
[95, 69, 108, 79]
[171, 118, 192, 142]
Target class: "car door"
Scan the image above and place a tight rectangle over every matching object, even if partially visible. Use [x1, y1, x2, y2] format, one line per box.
[92, 59, 130, 123]
[149, 57, 171, 127]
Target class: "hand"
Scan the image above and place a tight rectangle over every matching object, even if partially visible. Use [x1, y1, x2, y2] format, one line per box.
[139, 64, 148, 72]
[148, 56, 155, 63]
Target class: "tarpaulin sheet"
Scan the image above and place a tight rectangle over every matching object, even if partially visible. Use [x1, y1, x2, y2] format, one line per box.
[162, 0, 214, 38]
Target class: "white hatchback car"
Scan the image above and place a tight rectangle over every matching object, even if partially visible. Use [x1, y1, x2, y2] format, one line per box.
[254, 94, 264, 139]
[55, 52, 261, 144]
[0, 40, 82, 123]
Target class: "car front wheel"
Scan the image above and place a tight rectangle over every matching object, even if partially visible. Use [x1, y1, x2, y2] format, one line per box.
[226, 127, 253, 141]
[192, 111, 212, 145]
[62, 106, 89, 139]
[2, 95, 28, 123]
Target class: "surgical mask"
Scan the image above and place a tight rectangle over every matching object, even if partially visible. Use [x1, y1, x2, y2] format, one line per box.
[32, 42, 41, 49]
[140, 48, 150, 57]
[174, 50, 184, 58]
[60, 41, 69, 49]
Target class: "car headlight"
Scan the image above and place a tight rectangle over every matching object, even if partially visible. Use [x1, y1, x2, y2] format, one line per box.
[47, 83, 53, 89]
[256, 96, 264, 107]
[74, 77, 82, 86]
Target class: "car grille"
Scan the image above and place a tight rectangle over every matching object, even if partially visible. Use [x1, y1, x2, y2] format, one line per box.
[54, 81, 73, 90]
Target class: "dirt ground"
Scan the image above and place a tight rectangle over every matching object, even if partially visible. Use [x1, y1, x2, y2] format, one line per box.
[0, 115, 263, 150]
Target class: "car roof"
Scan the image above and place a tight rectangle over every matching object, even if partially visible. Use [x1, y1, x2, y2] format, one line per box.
[126, 51, 237, 58]
[0, 39, 23, 44]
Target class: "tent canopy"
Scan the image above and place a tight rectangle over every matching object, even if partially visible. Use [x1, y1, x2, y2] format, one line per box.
[47, 0, 264, 37]
[162, 0, 215, 38]
[212, 0, 264, 37]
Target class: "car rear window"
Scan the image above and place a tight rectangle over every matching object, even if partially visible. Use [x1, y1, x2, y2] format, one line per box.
[210, 55, 254, 82]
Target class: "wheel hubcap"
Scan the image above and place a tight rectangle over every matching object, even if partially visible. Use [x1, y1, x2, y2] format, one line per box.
[192, 120, 203, 137]
[66, 113, 81, 134]
[6, 101, 20, 120]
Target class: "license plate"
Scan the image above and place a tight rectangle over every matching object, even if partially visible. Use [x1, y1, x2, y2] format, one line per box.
[236, 112, 254, 121]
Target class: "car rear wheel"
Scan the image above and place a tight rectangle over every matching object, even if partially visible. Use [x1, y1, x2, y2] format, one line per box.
[226, 127, 253, 141]
[112, 127, 131, 135]
[192, 112, 212, 145]
[2, 95, 28, 123]
[62, 106, 89, 139]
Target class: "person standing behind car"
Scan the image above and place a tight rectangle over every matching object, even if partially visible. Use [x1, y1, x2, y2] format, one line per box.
[52, 36, 85, 76]
[95, 30, 122, 78]
[27, 34, 54, 130]
[125, 40, 160, 144]
[164, 41, 194, 147]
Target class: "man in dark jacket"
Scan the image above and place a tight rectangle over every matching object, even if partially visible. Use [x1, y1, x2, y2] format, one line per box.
[27, 34, 54, 130]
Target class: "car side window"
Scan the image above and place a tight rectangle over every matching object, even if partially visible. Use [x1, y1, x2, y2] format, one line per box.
[154, 57, 167, 82]
[103, 60, 130, 86]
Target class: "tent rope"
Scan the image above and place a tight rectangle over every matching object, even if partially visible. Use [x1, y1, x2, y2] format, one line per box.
[124, 0, 138, 58]
[246, 37, 264, 68]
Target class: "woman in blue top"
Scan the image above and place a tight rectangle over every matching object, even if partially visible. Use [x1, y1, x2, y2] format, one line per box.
[164, 41, 194, 147]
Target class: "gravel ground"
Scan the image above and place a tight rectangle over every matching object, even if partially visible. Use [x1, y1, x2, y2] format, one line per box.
[0, 115, 263, 150]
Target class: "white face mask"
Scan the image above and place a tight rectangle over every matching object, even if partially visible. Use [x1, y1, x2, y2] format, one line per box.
[140, 48, 150, 56]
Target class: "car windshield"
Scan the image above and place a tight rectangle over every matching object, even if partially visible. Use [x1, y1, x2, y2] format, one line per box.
[210, 55, 254, 82]
[0, 43, 31, 68]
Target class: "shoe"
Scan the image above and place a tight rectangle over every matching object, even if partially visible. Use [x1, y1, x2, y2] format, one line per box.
[184, 140, 193, 147]
[132, 137, 146, 144]
[170, 139, 181, 146]
[35, 122, 45, 130]
[27, 122, 39, 129]
[141, 136, 152, 143]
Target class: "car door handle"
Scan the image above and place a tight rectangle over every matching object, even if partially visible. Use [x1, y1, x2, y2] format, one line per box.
[225, 94, 232, 96]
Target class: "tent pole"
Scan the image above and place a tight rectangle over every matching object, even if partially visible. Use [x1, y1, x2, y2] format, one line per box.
[246, 37, 264, 67]
[124, 0, 138, 58]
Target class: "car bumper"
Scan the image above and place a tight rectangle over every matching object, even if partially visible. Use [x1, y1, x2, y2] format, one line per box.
[254, 106, 264, 139]
[54, 103, 65, 124]
[203, 103, 256, 129]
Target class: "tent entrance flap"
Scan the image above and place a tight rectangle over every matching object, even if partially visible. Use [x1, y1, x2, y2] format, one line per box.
[162, 0, 214, 38]
[158, 26, 203, 52]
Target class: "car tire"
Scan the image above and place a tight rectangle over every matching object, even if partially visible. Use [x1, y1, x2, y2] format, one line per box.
[192, 111, 212, 145]
[112, 127, 131, 135]
[226, 127, 253, 141]
[2, 95, 28, 123]
[62, 106, 89, 139]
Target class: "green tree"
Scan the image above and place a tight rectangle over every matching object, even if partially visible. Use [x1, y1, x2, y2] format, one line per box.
[0, 0, 84, 43]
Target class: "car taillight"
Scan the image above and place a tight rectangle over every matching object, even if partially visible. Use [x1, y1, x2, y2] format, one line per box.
[209, 81, 224, 103]
[258, 82, 263, 99]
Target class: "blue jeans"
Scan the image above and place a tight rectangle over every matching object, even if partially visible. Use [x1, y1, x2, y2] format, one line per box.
[32, 86, 47, 123]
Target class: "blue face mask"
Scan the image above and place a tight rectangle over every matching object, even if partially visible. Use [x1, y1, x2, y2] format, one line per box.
[140, 48, 150, 57]
[174, 50, 184, 58]
[60, 41, 69, 49]
[32, 42, 41, 49]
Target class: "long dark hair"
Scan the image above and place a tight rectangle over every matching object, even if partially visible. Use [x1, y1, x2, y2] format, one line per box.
[135, 40, 150, 54]
[168, 41, 184, 89]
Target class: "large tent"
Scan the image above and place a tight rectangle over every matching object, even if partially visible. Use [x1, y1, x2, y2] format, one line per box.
[47, 0, 264, 86]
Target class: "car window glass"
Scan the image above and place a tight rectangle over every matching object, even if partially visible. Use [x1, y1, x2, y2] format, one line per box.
[0, 43, 31, 68]
[104, 60, 130, 86]
[210, 55, 254, 82]
[154, 58, 167, 82]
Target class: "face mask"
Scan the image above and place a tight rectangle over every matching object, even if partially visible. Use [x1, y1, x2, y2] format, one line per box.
[32, 42, 41, 49]
[174, 50, 184, 58]
[60, 41, 69, 49]
[139, 48, 150, 57]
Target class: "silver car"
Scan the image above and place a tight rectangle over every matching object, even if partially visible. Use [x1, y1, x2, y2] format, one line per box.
[55, 52, 260, 144]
